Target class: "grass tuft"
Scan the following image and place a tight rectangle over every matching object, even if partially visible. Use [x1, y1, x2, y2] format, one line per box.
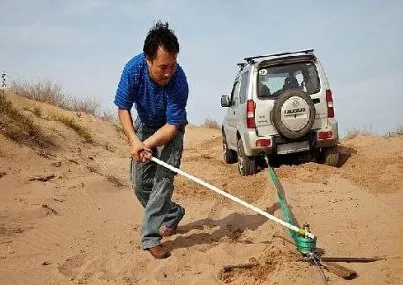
[33, 105, 42, 118]
[0, 93, 52, 148]
[51, 113, 93, 143]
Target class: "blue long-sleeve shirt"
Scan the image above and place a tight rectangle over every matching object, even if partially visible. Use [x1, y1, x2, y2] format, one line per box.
[114, 53, 188, 128]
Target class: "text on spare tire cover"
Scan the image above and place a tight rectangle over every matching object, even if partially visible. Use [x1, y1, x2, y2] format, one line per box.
[284, 108, 306, 115]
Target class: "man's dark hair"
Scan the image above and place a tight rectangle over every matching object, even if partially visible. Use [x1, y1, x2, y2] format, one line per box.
[143, 21, 179, 61]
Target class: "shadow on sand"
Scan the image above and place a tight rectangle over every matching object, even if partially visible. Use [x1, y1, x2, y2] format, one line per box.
[164, 203, 282, 250]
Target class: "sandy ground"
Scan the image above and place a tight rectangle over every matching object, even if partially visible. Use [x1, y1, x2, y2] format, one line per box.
[1, 92, 402, 285]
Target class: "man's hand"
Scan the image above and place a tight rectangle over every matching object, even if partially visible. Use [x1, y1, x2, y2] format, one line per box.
[139, 149, 152, 163]
[131, 138, 152, 163]
[117, 109, 152, 163]
[117, 109, 179, 162]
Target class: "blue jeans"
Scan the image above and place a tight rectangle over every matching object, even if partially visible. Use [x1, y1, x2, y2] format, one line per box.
[130, 118, 185, 249]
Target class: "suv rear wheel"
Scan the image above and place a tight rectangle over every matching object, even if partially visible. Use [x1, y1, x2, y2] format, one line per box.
[237, 139, 256, 176]
[223, 132, 237, 164]
[320, 146, 340, 167]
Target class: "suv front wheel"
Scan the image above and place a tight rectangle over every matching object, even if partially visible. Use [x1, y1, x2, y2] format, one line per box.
[237, 139, 256, 176]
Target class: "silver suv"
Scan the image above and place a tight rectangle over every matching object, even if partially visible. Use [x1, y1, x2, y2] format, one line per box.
[221, 49, 339, 176]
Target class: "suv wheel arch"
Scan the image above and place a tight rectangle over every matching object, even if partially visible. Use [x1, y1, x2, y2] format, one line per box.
[222, 130, 237, 164]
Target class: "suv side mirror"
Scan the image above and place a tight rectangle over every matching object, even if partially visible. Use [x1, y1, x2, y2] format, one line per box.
[221, 95, 231, 107]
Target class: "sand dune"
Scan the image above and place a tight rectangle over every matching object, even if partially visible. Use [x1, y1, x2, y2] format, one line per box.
[1, 91, 402, 284]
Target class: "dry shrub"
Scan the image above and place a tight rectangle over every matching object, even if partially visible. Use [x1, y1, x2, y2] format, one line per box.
[100, 110, 117, 122]
[386, 125, 403, 137]
[11, 79, 66, 107]
[69, 97, 99, 116]
[343, 128, 373, 140]
[201, 118, 220, 129]
[11, 79, 99, 116]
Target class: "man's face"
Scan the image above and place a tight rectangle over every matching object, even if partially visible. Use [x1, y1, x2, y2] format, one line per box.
[146, 47, 177, 86]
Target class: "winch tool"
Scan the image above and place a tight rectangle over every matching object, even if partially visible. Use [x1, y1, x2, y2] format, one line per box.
[265, 157, 317, 254]
[150, 156, 314, 239]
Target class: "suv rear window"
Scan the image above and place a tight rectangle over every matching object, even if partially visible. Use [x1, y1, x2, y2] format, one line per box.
[258, 61, 320, 98]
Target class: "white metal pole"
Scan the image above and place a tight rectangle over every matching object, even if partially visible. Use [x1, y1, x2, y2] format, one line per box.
[151, 156, 314, 239]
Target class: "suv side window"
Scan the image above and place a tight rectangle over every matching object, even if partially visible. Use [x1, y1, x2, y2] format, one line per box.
[230, 81, 241, 106]
[239, 71, 249, 104]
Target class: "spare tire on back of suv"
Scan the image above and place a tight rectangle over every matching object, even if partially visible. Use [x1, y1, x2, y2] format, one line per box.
[271, 90, 316, 140]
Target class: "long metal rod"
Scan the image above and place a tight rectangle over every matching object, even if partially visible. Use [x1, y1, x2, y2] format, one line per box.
[151, 157, 314, 239]
[319, 257, 386, 263]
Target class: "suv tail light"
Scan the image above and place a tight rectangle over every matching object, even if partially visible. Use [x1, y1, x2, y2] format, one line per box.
[318, 131, 333, 140]
[256, 139, 271, 147]
[246, 100, 256, 128]
[326, 89, 334, 118]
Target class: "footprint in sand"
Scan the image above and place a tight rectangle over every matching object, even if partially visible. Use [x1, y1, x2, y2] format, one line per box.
[59, 253, 110, 283]
[58, 253, 88, 280]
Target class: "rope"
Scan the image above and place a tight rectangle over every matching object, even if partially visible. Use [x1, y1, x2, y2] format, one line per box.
[150, 156, 314, 239]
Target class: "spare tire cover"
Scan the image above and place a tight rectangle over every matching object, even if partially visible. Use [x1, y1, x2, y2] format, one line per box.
[271, 90, 315, 140]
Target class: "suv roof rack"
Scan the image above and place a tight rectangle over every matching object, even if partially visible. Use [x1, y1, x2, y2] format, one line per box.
[244, 49, 314, 64]
[236, 63, 246, 70]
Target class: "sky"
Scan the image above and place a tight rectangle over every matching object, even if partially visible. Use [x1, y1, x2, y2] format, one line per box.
[1, 0, 403, 136]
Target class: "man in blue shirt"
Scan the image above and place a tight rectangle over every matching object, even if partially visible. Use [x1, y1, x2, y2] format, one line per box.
[114, 22, 188, 259]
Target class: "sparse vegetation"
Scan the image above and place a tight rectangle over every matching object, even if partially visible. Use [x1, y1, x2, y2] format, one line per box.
[11, 79, 124, 123]
[33, 105, 42, 118]
[51, 113, 93, 143]
[106, 175, 126, 188]
[343, 128, 373, 140]
[386, 126, 403, 137]
[0, 93, 52, 148]
[69, 97, 100, 116]
[22, 105, 42, 118]
[201, 118, 220, 129]
[11, 79, 99, 116]
[105, 142, 115, 152]
[100, 110, 118, 122]
[11, 79, 66, 107]
[113, 121, 124, 136]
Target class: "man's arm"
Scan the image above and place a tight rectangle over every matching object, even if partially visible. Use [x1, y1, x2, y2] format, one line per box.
[143, 124, 178, 149]
[118, 108, 151, 162]
[118, 109, 136, 142]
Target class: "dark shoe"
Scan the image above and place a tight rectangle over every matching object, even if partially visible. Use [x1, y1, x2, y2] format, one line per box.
[147, 244, 170, 259]
[160, 226, 177, 238]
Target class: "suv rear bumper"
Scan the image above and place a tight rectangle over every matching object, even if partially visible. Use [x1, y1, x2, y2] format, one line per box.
[242, 119, 339, 156]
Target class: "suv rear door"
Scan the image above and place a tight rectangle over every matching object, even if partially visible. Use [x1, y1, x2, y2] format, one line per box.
[254, 59, 328, 136]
